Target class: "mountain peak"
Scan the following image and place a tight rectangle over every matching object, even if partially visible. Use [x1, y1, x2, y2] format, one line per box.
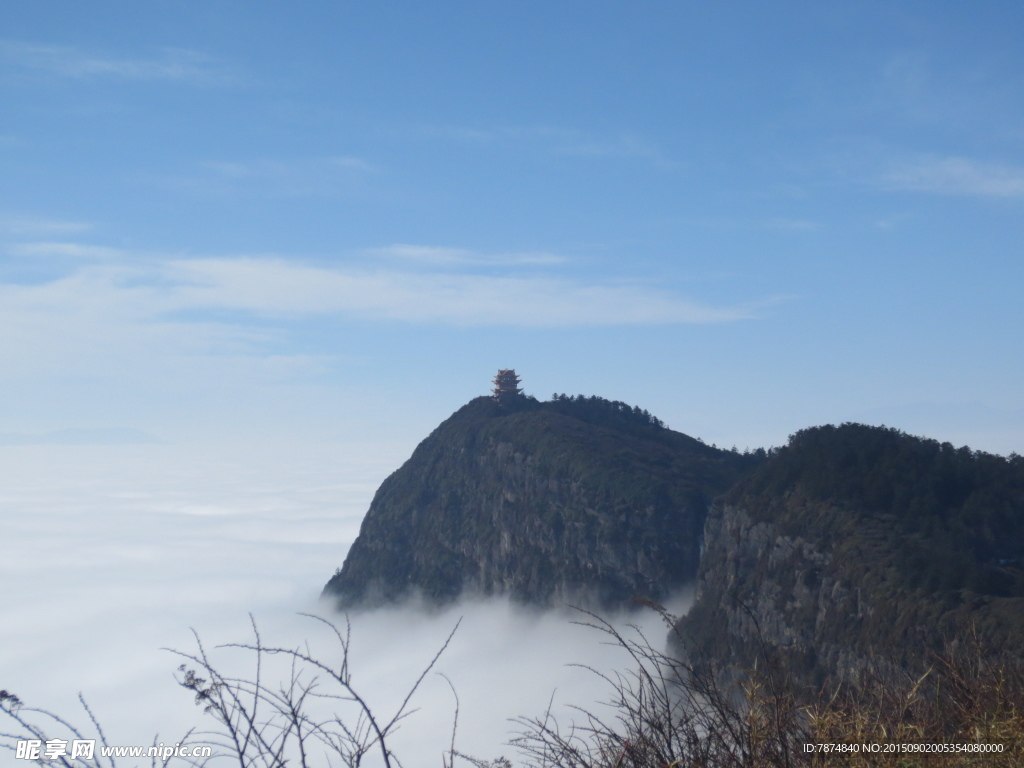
[323, 394, 753, 610]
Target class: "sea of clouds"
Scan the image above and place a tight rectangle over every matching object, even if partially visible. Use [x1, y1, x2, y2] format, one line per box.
[0, 441, 691, 766]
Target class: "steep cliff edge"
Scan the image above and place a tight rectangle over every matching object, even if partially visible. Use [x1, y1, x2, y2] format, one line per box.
[676, 424, 1024, 688]
[324, 395, 756, 609]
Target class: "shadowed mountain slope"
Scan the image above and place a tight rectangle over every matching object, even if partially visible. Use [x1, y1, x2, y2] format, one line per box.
[677, 423, 1024, 687]
[323, 395, 757, 609]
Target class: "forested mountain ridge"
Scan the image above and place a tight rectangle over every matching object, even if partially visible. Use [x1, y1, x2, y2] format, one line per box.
[323, 393, 1024, 685]
[677, 423, 1024, 687]
[323, 394, 757, 609]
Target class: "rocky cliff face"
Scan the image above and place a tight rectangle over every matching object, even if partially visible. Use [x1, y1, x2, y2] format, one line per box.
[323, 395, 754, 609]
[676, 424, 1024, 689]
[678, 499, 873, 688]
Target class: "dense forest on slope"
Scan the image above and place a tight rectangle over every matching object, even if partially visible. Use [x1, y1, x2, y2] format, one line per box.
[678, 423, 1024, 686]
[324, 394, 758, 609]
[742, 423, 1024, 595]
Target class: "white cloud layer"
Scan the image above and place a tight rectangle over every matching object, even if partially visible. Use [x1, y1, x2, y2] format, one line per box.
[0, 442, 693, 765]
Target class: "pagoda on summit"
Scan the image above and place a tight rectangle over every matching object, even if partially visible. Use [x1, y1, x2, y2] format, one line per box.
[491, 369, 523, 405]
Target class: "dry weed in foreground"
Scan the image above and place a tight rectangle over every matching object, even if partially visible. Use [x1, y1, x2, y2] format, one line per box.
[805, 639, 1024, 768]
[513, 606, 1024, 768]
[1, 613, 474, 768]
[2, 606, 1022, 768]
[512, 606, 807, 768]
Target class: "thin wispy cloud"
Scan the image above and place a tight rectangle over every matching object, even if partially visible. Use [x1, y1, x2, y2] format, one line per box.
[0, 260, 285, 377]
[874, 212, 914, 231]
[367, 244, 565, 266]
[764, 218, 822, 232]
[876, 51, 939, 124]
[327, 156, 375, 171]
[883, 156, 1024, 198]
[166, 257, 758, 326]
[202, 157, 375, 179]
[417, 123, 669, 166]
[0, 214, 92, 236]
[681, 216, 821, 233]
[9, 241, 122, 260]
[0, 250, 760, 354]
[416, 124, 580, 144]
[0, 40, 229, 83]
[558, 134, 667, 165]
[0, 247, 768, 390]
[0, 428, 162, 446]
[172, 156, 376, 198]
[874, 49, 1023, 135]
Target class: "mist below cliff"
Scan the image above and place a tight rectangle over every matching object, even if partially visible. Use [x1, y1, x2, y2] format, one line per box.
[307, 592, 694, 762]
[0, 441, 690, 765]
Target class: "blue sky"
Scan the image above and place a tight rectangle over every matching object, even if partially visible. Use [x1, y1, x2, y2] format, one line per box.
[2, 1, 1023, 454]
